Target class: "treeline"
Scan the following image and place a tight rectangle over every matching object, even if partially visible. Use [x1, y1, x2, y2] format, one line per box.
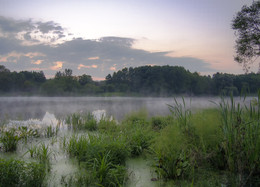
[0, 65, 259, 96]
[105, 66, 260, 96]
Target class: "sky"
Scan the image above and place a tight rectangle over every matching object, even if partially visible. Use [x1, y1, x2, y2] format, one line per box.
[0, 0, 256, 80]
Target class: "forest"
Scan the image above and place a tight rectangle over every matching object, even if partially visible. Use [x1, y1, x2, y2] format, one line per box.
[0, 65, 259, 96]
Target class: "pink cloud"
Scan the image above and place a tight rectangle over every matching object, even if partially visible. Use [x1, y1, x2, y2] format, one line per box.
[31, 60, 43, 65]
[77, 64, 98, 70]
[110, 67, 116, 71]
[50, 61, 63, 70]
[0, 52, 45, 63]
[88, 56, 100, 60]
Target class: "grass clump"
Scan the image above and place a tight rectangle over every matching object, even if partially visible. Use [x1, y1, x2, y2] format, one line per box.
[150, 115, 173, 130]
[65, 134, 128, 186]
[0, 127, 39, 152]
[151, 125, 191, 180]
[0, 128, 21, 152]
[216, 94, 260, 186]
[65, 112, 97, 131]
[121, 109, 155, 157]
[25, 143, 53, 172]
[0, 158, 46, 187]
[45, 125, 59, 138]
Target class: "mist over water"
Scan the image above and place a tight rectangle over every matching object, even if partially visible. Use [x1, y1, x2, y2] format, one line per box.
[0, 96, 254, 122]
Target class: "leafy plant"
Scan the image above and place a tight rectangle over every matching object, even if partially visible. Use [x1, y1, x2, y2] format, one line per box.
[0, 128, 21, 152]
[45, 125, 59, 138]
[0, 158, 46, 187]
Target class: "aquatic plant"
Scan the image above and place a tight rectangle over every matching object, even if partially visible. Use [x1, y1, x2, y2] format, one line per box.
[65, 112, 97, 131]
[25, 143, 54, 172]
[0, 158, 46, 187]
[65, 133, 129, 186]
[27, 144, 38, 158]
[18, 126, 39, 143]
[218, 94, 260, 186]
[167, 97, 192, 133]
[0, 128, 21, 152]
[151, 125, 192, 180]
[45, 125, 59, 138]
[98, 117, 118, 133]
[91, 151, 127, 186]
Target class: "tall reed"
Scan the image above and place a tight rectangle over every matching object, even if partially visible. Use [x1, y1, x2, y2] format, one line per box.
[218, 93, 260, 186]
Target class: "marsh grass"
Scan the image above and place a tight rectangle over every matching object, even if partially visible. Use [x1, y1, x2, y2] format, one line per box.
[65, 112, 97, 131]
[65, 133, 129, 186]
[25, 143, 53, 172]
[0, 126, 40, 152]
[151, 125, 191, 180]
[0, 158, 46, 187]
[0, 128, 21, 152]
[216, 93, 260, 186]
[150, 115, 174, 130]
[45, 125, 59, 138]
[98, 117, 119, 133]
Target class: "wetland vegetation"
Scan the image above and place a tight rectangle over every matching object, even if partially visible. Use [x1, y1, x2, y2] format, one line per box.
[0, 94, 260, 186]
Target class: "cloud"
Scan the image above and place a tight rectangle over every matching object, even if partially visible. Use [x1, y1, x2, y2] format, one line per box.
[88, 56, 100, 60]
[37, 21, 63, 34]
[78, 64, 98, 70]
[31, 60, 43, 65]
[110, 67, 116, 71]
[50, 61, 63, 70]
[0, 16, 215, 79]
[0, 16, 68, 45]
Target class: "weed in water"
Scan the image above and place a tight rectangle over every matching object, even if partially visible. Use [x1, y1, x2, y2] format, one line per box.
[0, 158, 46, 187]
[45, 125, 59, 138]
[0, 128, 21, 152]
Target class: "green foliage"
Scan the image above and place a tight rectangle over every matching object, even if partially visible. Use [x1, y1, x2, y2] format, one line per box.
[65, 112, 97, 131]
[0, 158, 46, 187]
[121, 109, 155, 157]
[25, 143, 53, 172]
[98, 117, 119, 133]
[65, 134, 128, 186]
[18, 126, 39, 142]
[0, 65, 260, 96]
[232, 1, 260, 72]
[0, 128, 21, 152]
[150, 115, 173, 130]
[45, 125, 59, 138]
[214, 93, 260, 186]
[0, 127, 40, 152]
[152, 125, 191, 180]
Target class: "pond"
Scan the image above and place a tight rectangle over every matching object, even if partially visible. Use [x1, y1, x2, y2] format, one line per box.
[0, 96, 225, 122]
[0, 96, 255, 186]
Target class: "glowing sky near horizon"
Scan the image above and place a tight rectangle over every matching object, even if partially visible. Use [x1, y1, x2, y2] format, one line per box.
[0, 0, 256, 80]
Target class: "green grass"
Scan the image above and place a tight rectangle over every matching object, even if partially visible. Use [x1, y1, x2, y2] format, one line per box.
[0, 158, 46, 187]
[0, 128, 21, 152]
[65, 133, 128, 186]
[65, 112, 98, 131]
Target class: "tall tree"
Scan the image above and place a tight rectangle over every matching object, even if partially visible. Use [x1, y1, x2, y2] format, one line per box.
[232, 1, 260, 72]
